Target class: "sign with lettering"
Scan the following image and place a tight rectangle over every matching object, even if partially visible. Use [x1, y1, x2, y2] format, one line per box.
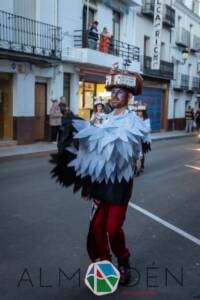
[151, 0, 163, 70]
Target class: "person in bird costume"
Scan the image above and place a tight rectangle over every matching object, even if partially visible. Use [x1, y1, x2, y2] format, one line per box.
[50, 63, 148, 285]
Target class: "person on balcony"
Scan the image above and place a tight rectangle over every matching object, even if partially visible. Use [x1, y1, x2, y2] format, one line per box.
[108, 35, 115, 55]
[99, 27, 110, 53]
[88, 21, 99, 50]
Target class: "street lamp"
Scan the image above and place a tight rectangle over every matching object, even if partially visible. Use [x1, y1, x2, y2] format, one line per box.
[182, 49, 189, 63]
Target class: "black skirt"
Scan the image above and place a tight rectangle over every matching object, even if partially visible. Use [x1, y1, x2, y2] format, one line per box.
[142, 142, 151, 154]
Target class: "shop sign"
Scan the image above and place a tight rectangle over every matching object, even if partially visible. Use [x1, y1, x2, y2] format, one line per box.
[151, 0, 163, 70]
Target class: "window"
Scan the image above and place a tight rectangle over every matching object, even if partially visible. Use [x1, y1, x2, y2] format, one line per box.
[161, 42, 165, 60]
[144, 36, 150, 57]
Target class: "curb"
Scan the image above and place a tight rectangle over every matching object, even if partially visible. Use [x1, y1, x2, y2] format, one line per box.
[152, 133, 196, 142]
[0, 134, 197, 162]
[0, 150, 57, 162]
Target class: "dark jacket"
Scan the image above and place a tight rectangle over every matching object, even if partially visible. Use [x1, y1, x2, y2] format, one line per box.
[185, 109, 194, 120]
[88, 26, 98, 41]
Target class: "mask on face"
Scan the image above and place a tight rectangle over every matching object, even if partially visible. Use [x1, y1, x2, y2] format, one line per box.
[111, 89, 128, 108]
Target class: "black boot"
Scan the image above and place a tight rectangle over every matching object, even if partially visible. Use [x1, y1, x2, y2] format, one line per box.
[118, 256, 131, 286]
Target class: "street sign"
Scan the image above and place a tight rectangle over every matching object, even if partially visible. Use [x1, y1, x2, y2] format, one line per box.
[151, 0, 163, 70]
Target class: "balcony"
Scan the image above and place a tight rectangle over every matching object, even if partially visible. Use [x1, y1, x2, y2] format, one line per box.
[163, 4, 175, 28]
[173, 74, 199, 92]
[141, 1, 175, 28]
[192, 35, 200, 51]
[173, 74, 182, 91]
[176, 27, 190, 48]
[141, 0, 154, 16]
[192, 77, 200, 92]
[71, 30, 140, 72]
[143, 56, 174, 80]
[181, 74, 189, 90]
[0, 10, 62, 63]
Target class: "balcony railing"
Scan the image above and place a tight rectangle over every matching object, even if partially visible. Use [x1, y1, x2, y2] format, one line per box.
[163, 4, 175, 28]
[141, 1, 175, 28]
[192, 35, 200, 51]
[141, 0, 154, 15]
[176, 27, 190, 47]
[143, 56, 174, 80]
[173, 74, 200, 92]
[0, 10, 62, 59]
[192, 77, 200, 91]
[74, 30, 140, 62]
[181, 74, 189, 90]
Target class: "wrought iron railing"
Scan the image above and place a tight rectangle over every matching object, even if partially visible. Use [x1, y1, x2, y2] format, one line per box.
[192, 35, 200, 51]
[143, 56, 174, 80]
[163, 4, 175, 27]
[192, 77, 200, 91]
[181, 74, 189, 90]
[0, 10, 62, 59]
[141, 0, 154, 15]
[176, 27, 190, 47]
[141, 1, 175, 27]
[74, 30, 140, 61]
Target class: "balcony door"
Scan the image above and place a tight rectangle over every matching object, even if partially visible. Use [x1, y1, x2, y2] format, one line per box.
[112, 10, 120, 41]
[83, 6, 95, 47]
[35, 83, 46, 141]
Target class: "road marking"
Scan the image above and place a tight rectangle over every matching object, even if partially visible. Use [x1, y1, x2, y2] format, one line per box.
[129, 202, 200, 247]
[185, 164, 200, 171]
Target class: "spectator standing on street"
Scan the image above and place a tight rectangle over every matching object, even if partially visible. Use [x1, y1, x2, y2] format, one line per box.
[49, 99, 62, 142]
[90, 98, 106, 124]
[195, 107, 200, 132]
[185, 105, 194, 133]
[134, 104, 151, 176]
[99, 27, 110, 53]
[104, 99, 113, 114]
[88, 21, 99, 50]
[59, 96, 67, 115]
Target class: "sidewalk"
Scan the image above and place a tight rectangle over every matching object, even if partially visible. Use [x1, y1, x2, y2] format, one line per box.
[0, 131, 196, 161]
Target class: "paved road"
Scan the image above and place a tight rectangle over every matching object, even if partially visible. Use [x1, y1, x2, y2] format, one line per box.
[0, 136, 200, 300]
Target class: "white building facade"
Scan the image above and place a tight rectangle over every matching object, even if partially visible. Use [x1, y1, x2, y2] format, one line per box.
[134, 0, 175, 131]
[0, 0, 63, 144]
[0, 0, 142, 144]
[169, 0, 200, 130]
[1, 0, 200, 144]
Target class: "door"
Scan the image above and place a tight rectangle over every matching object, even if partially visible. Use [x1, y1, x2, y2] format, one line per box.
[82, 6, 95, 47]
[135, 87, 163, 132]
[0, 75, 13, 140]
[35, 83, 46, 140]
[112, 10, 120, 41]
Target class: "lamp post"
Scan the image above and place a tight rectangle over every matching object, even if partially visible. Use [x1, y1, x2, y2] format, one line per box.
[182, 49, 189, 63]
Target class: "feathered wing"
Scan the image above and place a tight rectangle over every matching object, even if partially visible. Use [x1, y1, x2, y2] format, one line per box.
[49, 114, 90, 190]
[68, 111, 148, 184]
[50, 111, 148, 201]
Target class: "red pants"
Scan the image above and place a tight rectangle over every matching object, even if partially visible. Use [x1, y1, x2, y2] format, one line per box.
[92, 202, 130, 261]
